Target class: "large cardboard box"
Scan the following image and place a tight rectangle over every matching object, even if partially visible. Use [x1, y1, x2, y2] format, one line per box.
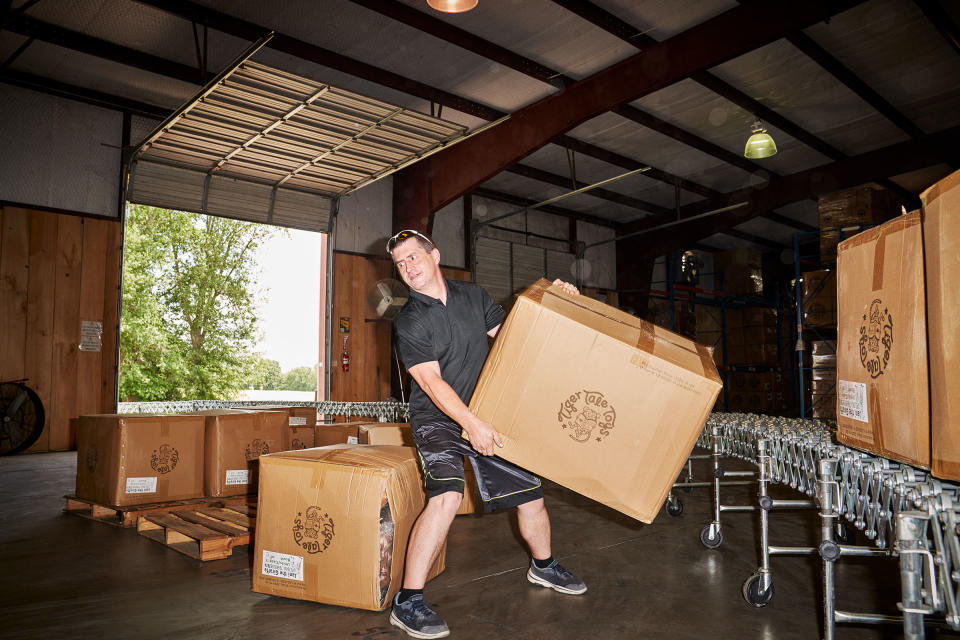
[196, 410, 287, 497]
[252, 445, 445, 611]
[836, 212, 929, 467]
[76, 414, 204, 506]
[358, 423, 479, 515]
[469, 279, 722, 523]
[921, 170, 960, 480]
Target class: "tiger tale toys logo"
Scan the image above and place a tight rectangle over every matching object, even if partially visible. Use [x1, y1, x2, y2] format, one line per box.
[557, 390, 617, 443]
[859, 299, 893, 379]
[150, 444, 179, 474]
[245, 438, 270, 460]
[292, 506, 335, 554]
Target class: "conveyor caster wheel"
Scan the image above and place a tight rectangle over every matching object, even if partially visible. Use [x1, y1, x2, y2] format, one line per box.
[742, 573, 774, 607]
[700, 523, 723, 549]
[666, 496, 683, 516]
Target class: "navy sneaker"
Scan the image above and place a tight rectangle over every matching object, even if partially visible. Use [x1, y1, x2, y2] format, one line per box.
[527, 559, 587, 595]
[389, 593, 450, 639]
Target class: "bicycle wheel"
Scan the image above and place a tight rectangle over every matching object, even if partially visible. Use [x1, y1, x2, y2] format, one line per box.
[0, 383, 45, 455]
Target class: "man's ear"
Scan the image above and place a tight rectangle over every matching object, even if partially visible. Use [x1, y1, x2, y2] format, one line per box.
[431, 248, 441, 264]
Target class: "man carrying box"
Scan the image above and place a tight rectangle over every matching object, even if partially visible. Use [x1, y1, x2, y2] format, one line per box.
[386, 229, 586, 639]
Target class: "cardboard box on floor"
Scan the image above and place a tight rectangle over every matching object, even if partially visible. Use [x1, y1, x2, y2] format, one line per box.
[836, 211, 929, 467]
[469, 279, 722, 523]
[358, 423, 479, 515]
[75, 414, 205, 506]
[921, 170, 960, 481]
[194, 409, 288, 496]
[252, 445, 445, 611]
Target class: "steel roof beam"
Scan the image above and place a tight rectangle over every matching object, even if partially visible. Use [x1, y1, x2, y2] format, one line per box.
[395, 0, 863, 228]
[914, 0, 960, 57]
[470, 187, 616, 229]
[621, 124, 960, 254]
[506, 164, 670, 217]
[551, 0, 917, 206]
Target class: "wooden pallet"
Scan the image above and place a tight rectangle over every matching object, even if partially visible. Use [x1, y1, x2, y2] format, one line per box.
[137, 504, 257, 561]
[63, 494, 255, 528]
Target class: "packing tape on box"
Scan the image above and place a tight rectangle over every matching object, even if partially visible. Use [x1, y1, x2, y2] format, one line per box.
[695, 344, 717, 379]
[636, 324, 655, 352]
[872, 228, 886, 292]
[870, 385, 885, 452]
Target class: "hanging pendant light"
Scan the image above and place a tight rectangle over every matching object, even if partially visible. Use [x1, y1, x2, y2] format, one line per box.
[744, 119, 778, 159]
[426, 0, 478, 12]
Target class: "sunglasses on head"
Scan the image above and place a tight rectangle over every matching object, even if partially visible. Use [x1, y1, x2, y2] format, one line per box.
[386, 229, 433, 254]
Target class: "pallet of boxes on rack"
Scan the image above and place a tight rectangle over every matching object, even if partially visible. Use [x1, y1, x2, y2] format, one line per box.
[818, 187, 901, 266]
[700, 248, 788, 415]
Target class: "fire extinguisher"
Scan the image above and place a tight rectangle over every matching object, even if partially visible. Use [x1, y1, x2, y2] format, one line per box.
[341, 335, 350, 372]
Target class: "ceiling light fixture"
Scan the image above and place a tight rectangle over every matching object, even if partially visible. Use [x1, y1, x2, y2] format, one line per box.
[744, 119, 778, 159]
[426, 0, 478, 13]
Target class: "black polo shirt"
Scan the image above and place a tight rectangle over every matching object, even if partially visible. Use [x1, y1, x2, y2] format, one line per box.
[394, 279, 505, 428]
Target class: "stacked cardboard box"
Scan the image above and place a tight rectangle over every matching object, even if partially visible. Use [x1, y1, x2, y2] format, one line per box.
[921, 172, 960, 480]
[647, 297, 695, 339]
[357, 423, 478, 515]
[694, 305, 723, 367]
[195, 409, 287, 497]
[315, 422, 366, 446]
[469, 279, 722, 523]
[810, 341, 837, 420]
[801, 270, 837, 330]
[724, 308, 745, 365]
[714, 248, 763, 297]
[243, 404, 318, 450]
[75, 414, 205, 506]
[252, 445, 445, 610]
[836, 211, 928, 467]
[819, 187, 900, 263]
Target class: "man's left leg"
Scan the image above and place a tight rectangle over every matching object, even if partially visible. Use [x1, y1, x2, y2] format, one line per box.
[517, 498, 587, 595]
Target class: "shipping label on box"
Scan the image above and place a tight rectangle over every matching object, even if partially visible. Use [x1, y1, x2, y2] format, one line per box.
[252, 446, 445, 611]
[836, 212, 929, 467]
[470, 279, 722, 523]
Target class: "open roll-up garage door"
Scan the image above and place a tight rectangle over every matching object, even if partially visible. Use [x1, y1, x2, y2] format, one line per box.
[126, 39, 467, 232]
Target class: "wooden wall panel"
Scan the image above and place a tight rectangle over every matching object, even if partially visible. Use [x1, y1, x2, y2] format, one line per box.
[0, 206, 121, 452]
[0, 208, 29, 381]
[24, 211, 58, 452]
[329, 252, 392, 403]
[76, 219, 109, 422]
[100, 221, 122, 412]
[49, 215, 83, 451]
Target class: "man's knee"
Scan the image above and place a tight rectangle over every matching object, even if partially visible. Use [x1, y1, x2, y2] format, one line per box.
[517, 497, 545, 514]
[429, 490, 464, 515]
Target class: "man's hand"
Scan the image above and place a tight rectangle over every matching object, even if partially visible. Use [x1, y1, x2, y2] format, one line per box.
[463, 414, 504, 456]
[552, 279, 580, 296]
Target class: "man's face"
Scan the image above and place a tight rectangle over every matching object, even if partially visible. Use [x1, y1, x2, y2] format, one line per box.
[391, 237, 440, 293]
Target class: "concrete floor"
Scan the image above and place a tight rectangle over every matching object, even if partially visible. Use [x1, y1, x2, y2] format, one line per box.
[0, 450, 937, 640]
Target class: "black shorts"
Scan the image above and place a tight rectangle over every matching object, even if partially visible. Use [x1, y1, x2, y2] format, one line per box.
[412, 420, 543, 513]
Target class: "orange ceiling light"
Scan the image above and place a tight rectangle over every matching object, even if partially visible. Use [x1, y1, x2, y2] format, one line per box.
[427, 0, 478, 13]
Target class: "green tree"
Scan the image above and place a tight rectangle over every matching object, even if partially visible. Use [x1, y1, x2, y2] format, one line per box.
[280, 366, 318, 392]
[247, 356, 283, 390]
[119, 204, 278, 401]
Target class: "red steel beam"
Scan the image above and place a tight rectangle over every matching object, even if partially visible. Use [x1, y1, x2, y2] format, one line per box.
[394, 0, 861, 231]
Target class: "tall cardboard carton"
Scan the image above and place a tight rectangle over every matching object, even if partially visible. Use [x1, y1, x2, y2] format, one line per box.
[76, 414, 204, 506]
[469, 279, 722, 523]
[921, 170, 960, 480]
[836, 212, 929, 467]
[252, 445, 445, 611]
[357, 423, 479, 515]
[196, 409, 287, 497]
